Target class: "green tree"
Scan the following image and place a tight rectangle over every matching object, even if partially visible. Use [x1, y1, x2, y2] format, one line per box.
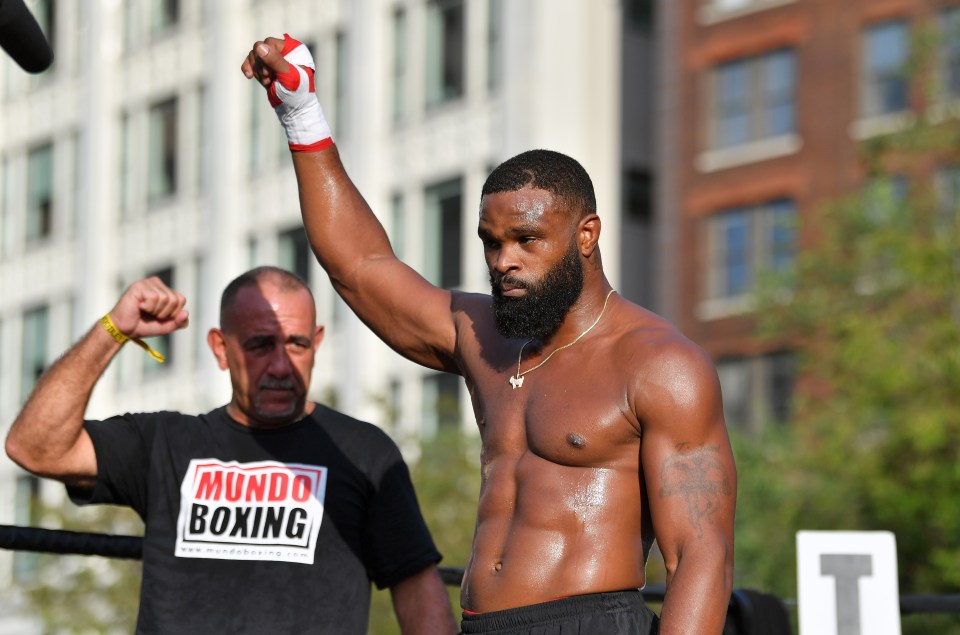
[368, 427, 480, 634]
[23, 497, 143, 634]
[738, 46, 960, 630]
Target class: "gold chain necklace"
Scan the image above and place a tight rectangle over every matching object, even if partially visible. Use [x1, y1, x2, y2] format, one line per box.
[509, 289, 616, 389]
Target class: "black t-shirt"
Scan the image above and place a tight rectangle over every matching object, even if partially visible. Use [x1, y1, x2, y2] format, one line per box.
[69, 404, 441, 634]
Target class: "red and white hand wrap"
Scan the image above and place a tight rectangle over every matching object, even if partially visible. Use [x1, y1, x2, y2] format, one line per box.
[267, 34, 333, 152]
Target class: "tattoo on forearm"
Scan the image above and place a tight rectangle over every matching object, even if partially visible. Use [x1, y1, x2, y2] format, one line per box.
[659, 445, 731, 539]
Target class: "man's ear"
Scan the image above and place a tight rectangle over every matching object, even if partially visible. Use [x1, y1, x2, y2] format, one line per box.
[207, 328, 229, 370]
[578, 214, 601, 258]
[313, 325, 325, 351]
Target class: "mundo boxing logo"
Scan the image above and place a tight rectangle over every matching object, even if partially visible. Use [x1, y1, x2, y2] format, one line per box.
[175, 459, 327, 564]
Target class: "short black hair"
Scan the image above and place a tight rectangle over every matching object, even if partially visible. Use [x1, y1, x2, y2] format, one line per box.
[219, 266, 314, 327]
[481, 149, 596, 217]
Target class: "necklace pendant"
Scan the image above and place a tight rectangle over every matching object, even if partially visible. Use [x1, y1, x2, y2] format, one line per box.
[509, 374, 524, 389]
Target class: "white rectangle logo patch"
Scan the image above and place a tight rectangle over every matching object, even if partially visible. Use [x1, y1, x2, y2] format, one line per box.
[175, 459, 327, 564]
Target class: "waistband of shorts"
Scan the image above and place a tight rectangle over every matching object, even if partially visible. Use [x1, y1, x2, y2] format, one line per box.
[460, 589, 648, 633]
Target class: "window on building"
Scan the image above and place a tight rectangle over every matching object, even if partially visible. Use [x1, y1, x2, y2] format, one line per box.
[277, 226, 312, 285]
[711, 48, 796, 149]
[422, 373, 461, 435]
[30, 0, 55, 76]
[707, 199, 796, 300]
[26, 142, 54, 245]
[13, 475, 40, 581]
[936, 165, 960, 223]
[334, 31, 348, 138]
[144, 267, 174, 373]
[625, 170, 654, 222]
[147, 97, 178, 203]
[392, 8, 408, 124]
[487, 0, 502, 90]
[424, 178, 463, 288]
[197, 83, 210, 194]
[20, 305, 49, 403]
[626, 0, 654, 32]
[939, 7, 960, 101]
[390, 192, 406, 260]
[861, 20, 909, 118]
[248, 83, 263, 176]
[150, 0, 180, 38]
[0, 156, 10, 257]
[118, 112, 135, 219]
[716, 351, 794, 431]
[426, 0, 466, 107]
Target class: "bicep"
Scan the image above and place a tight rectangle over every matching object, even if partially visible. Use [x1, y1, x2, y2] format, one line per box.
[343, 256, 459, 372]
[638, 348, 737, 571]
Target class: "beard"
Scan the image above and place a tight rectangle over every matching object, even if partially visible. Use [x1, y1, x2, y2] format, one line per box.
[491, 240, 585, 340]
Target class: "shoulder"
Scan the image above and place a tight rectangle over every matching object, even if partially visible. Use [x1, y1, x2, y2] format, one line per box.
[608, 303, 721, 421]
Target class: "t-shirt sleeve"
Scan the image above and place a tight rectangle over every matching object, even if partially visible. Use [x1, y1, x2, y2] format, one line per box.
[363, 444, 443, 590]
[66, 413, 159, 518]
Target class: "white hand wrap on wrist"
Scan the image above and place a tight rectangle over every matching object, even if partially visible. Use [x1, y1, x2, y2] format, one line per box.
[267, 34, 333, 152]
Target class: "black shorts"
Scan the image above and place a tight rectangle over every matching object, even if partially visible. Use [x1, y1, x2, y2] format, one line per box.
[459, 589, 660, 635]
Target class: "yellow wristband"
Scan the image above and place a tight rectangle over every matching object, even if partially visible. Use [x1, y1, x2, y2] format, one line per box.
[100, 314, 166, 363]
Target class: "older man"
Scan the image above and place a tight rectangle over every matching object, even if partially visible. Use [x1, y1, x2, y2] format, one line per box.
[5, 266, 456, 634]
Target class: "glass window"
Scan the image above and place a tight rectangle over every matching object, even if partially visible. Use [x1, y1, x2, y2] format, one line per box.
[334, 31, 348, 138]
[0, 157, 9, 257]
[390, 192, 406, 260]
[422, 373, 461, 435]
[487, 0, 502, 90]
[716, 357, 751, 429]
[150, 0, 179, 38]
[426, 0, 465, 106]
[20, 305, 49, 403]
[147, 97, 178, 203]
[197, 83, 210, 194]
[939, 7, 960, 100]
[712, 49, 796, 148]
[248, 83, 264, 175]
[26, 143, 54, 245]
[936, 165, 960, 222]
[424, 177, 463, 288]
[717, 352, 794, 430]
[625, 170, 654, 222]
[862, 21, 909, 117]
[626, 0, 654, 32]
[277, 226, 312, 285]
[392, 8, 408, 123]
[118, 112, 135, 219]
[708, 199, 796, 300]
[30, 0, 55, 77]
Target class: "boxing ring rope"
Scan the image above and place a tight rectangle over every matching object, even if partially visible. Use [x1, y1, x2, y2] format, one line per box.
[3, 524, 959, 629]
[0, 523, 653, 594]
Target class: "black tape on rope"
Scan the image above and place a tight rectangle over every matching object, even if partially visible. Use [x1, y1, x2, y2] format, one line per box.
[0, 524, 143, 560]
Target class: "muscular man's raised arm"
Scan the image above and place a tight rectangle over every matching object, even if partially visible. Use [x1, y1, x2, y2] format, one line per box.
[637, 338, 737, 634]
[4, 277, 188, 488]
[242, 37, 457, 372]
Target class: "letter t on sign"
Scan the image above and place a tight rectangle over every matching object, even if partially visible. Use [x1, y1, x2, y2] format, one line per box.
[796, 531, 901, 635]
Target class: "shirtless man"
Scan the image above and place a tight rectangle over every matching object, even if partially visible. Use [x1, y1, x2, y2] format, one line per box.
[243, 35, 736, 634]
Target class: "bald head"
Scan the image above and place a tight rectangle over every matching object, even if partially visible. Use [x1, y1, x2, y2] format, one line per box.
[220, 266, 315, 331]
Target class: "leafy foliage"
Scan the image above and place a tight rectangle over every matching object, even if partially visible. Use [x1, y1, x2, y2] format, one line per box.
[739, 63, 960, 632]
[368, 428, 480, 634]
[23, 495, 143, 634]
